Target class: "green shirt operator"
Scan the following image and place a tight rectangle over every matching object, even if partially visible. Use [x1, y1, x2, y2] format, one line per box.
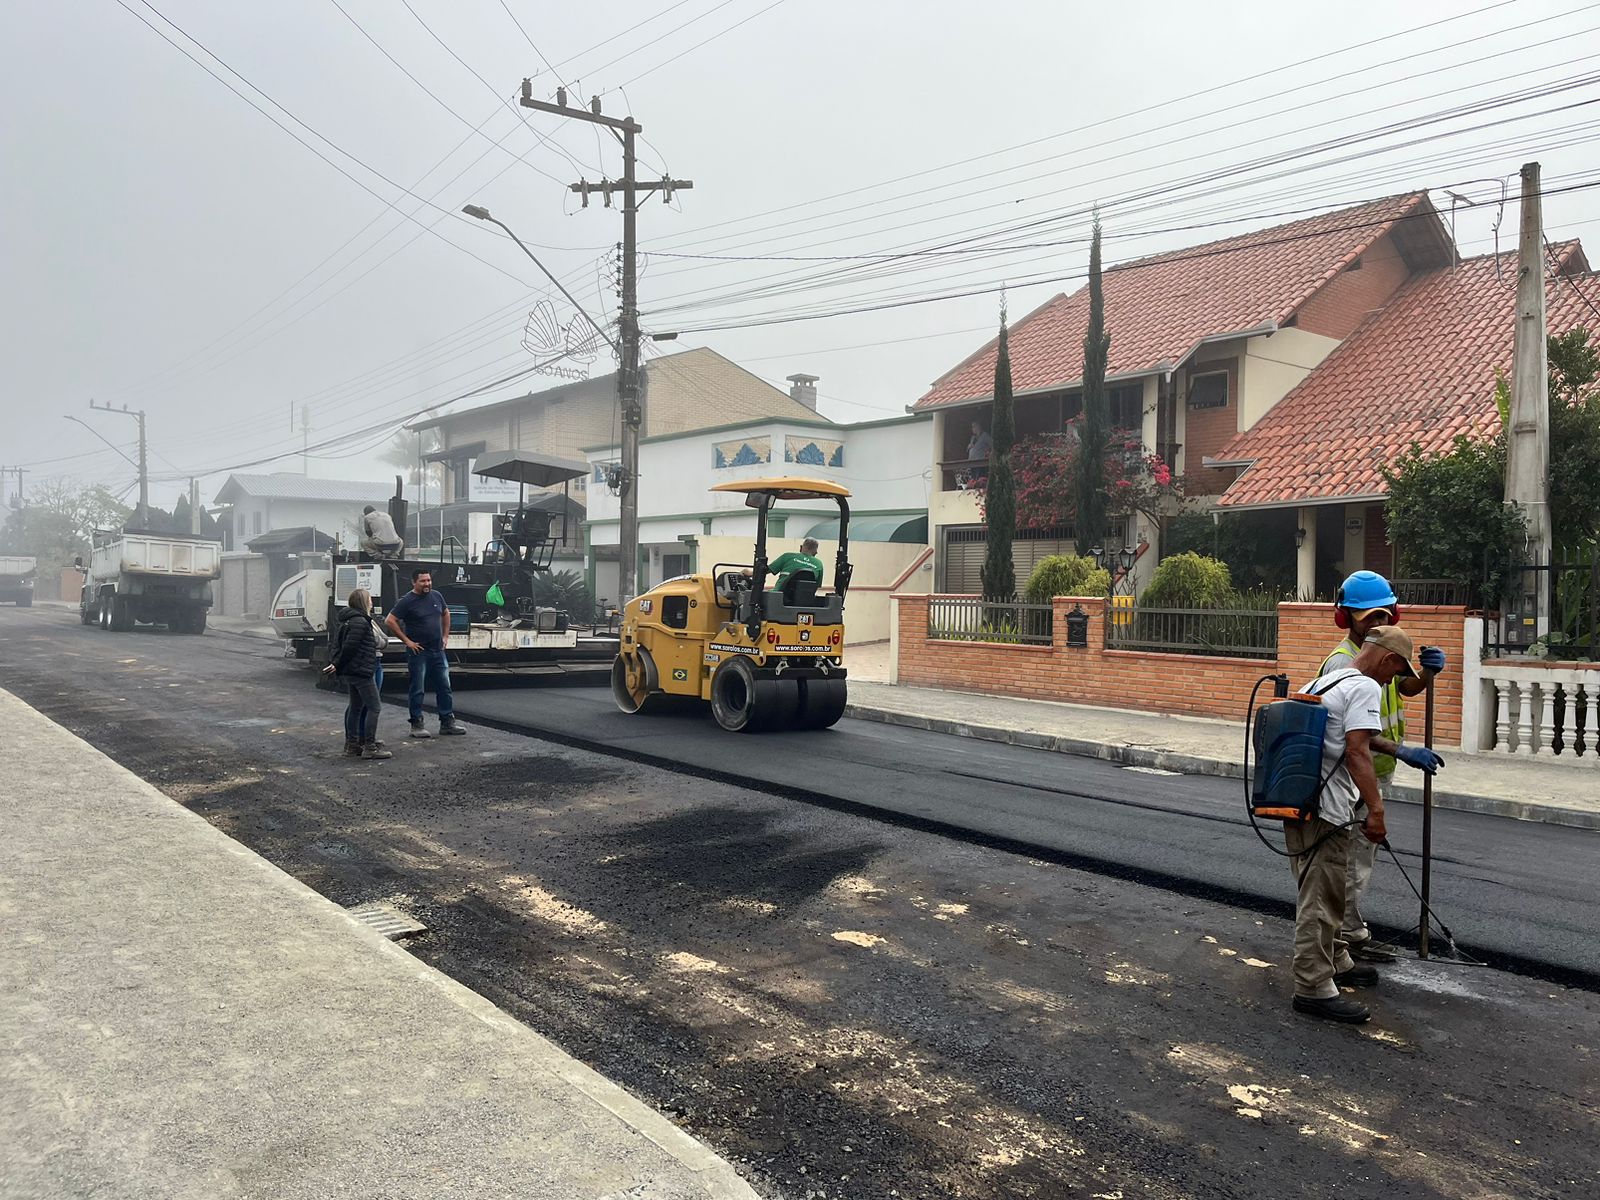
[766, 538, 825, 590]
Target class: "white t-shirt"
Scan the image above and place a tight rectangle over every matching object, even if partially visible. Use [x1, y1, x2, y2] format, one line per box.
[1299, 667, 1382, 826]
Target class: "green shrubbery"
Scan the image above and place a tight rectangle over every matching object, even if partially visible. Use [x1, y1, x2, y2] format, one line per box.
[1024, 554, 1111, 603]
[1139, 552, 1234, 608]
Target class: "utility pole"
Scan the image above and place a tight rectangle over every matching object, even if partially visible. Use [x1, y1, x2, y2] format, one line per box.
[519, 81, 692, 607]
[291, 403, 311, 475]
[189, 477, 201, 536]
[89, 401, 148, 528]
[0, 466, 26, 508]
[1506, 160, 1552, 637]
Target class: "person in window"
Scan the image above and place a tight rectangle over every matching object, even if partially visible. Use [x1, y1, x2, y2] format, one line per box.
[967, 419, 993, 462]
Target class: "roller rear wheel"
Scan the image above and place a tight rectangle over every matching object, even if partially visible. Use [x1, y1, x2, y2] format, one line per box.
[798, 677, 848, 729]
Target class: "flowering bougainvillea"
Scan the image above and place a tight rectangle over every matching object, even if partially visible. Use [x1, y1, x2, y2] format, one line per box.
[972, 419, 1179, 531]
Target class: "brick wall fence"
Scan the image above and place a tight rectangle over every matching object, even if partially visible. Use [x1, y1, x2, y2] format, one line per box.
[895, 595, 1469, 746]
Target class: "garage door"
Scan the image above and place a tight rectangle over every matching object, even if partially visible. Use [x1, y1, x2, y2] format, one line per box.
[940, 526, 1077, 594]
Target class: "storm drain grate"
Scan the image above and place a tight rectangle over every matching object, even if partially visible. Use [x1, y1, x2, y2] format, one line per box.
[345, 902, 426, 940]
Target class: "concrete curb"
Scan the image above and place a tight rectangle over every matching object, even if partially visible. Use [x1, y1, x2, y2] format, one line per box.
[3, 686, 761, 1200]
[844, 703, 1600, 832]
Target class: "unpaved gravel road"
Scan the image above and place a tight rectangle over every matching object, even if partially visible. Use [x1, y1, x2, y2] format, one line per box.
[4, 605, 1597, 1199]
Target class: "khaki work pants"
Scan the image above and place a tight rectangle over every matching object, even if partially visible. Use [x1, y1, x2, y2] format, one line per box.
[1285, 817, 1357, 1000]
[1341, 775, 1392, 945]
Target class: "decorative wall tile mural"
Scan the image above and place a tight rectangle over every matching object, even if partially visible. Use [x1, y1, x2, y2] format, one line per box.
[712, 435, 771, 469]
[784, 435, 844, 468]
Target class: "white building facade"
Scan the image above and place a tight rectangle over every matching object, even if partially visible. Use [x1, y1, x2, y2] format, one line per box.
[583, 415, 935, 639]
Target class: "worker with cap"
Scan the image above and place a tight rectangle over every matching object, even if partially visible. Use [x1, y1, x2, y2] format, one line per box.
[1318, 570, 1447, 963]
[1291, 624, 1423, 1023]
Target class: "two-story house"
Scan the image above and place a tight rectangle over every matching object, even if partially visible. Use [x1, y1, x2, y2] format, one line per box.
[914, 193, 1460, 593]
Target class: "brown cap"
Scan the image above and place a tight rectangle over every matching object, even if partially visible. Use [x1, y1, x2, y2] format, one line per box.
[1352, 606, 1393, 622]
[1365, 625, 1419, 677]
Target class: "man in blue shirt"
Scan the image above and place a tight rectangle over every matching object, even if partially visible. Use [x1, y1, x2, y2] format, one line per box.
[385, 569, 466, 737]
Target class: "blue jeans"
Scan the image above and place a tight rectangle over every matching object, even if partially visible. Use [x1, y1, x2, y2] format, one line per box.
[343, 660, 383, 742]
[405, 647, 453, 723]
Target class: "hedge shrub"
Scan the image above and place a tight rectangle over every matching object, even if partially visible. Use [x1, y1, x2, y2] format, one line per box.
[1024, 554, 1111, 604]
[1140, 552, 1233, 608]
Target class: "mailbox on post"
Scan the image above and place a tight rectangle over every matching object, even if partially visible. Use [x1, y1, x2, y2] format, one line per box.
[1064, 603, 1090, 648]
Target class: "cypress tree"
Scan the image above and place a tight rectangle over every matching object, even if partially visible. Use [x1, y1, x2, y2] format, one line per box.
[1076, 216, 1112, 557]
[981, 306, 1017, 603]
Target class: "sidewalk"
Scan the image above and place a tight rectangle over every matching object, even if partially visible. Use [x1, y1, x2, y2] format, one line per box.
[0, 686, 758, 1200]
[845, 679, 1600, 831]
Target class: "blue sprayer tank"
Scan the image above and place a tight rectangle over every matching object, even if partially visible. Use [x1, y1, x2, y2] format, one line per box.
[1250, 694, 1332, 820]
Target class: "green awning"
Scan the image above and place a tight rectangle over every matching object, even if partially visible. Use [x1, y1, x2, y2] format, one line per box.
[804, 514, 928, 543]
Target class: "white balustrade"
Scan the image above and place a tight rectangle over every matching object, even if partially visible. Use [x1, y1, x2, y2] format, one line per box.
[1480, 661, 1599, 761]
[1492, 678, 1515, 754]
[1516, 681, 1537, 755]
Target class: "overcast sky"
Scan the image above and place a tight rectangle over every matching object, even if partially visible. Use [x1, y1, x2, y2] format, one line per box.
[4, 0, 1598, 511]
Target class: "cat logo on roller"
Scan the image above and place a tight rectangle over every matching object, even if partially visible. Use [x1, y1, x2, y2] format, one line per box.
[609, 477, 853, 732]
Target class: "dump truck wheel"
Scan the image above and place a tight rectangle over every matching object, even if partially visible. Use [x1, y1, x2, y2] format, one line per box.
[111, 596, 135, 632]
[610, 649, 654, 714]
[798, 678, 847, 729]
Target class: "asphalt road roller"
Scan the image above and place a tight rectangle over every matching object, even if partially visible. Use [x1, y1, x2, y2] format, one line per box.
[610, 477, 852, 732]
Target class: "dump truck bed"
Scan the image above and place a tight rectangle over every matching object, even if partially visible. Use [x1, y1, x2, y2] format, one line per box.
[90, 536, 222, 580]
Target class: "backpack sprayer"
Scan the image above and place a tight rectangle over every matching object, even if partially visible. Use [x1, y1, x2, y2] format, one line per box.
[1244, 663, 1479, 963]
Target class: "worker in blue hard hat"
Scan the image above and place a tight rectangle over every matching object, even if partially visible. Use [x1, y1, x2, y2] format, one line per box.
[1318, 569, 1447, 964]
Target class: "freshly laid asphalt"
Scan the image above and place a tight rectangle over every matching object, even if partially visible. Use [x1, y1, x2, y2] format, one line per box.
[4, 604, 1598, 1198]
[446, 681, 1600, 988]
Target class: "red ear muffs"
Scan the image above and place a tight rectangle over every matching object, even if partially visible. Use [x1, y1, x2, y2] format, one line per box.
[1335, 607, 1351, 629]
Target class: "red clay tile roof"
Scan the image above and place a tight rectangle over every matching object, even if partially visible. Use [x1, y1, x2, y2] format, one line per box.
[914, 193, 1444, 410]
[1213, 243, 1598, 509]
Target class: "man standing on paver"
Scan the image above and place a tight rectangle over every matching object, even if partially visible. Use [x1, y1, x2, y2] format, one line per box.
[1291, 626, 1422, 1023]
[385, 570, 467, 739]
[1319, 571, 1445, 963]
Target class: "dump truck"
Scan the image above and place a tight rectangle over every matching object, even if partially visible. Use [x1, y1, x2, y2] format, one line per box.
[0, 556, 36, 607]
[611, 477, 852, 732]
[79, 532, 222, 634]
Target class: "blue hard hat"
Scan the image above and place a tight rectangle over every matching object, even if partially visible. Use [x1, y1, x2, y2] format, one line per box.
[1336, 569, 1397, 611]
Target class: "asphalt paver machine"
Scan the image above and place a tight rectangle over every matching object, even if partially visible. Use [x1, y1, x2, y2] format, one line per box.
[297, 452, 591, 669]
[611, 477, 853, 731]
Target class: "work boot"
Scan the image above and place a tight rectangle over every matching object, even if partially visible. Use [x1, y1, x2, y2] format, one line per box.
[361, 742, 393, 761]
[343, 740, 362, 757]
[1350, 936, 1400, 962]
[409, 720, 432, 739]
[1293, 994, 1371, 1023]
[1333, 964, 1380, 989]
[438, 717, 467, 736]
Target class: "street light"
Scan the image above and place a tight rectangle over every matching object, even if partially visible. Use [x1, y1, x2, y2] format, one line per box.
[459, 204, 617, 353]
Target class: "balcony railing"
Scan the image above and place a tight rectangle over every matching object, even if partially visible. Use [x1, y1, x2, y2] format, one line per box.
[927, 596, 1053, 646]
[938, 458, 990, 492]
[1105, 603, 1278, 658]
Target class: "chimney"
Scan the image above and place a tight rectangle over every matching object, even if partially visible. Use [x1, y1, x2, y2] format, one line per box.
[786, 373, 819, 410]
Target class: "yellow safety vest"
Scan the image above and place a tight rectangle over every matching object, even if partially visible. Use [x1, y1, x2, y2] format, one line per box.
[1320, 639, 1403, 777]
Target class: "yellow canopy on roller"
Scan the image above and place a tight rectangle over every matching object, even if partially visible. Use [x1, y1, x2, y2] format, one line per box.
[708, 477, 851, 500]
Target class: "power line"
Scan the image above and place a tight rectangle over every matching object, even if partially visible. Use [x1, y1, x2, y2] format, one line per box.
[112, 0, 535, 285]
[631, 0, 1538, 255]
[644, 84, 1600, 324]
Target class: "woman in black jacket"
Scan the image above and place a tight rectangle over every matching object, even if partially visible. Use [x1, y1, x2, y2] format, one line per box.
[326, 589, 391, 760]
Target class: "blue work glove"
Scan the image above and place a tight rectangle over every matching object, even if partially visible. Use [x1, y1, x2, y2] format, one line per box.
[1396, 744, 1444, 775]
[1419, 646, 1447, 673]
